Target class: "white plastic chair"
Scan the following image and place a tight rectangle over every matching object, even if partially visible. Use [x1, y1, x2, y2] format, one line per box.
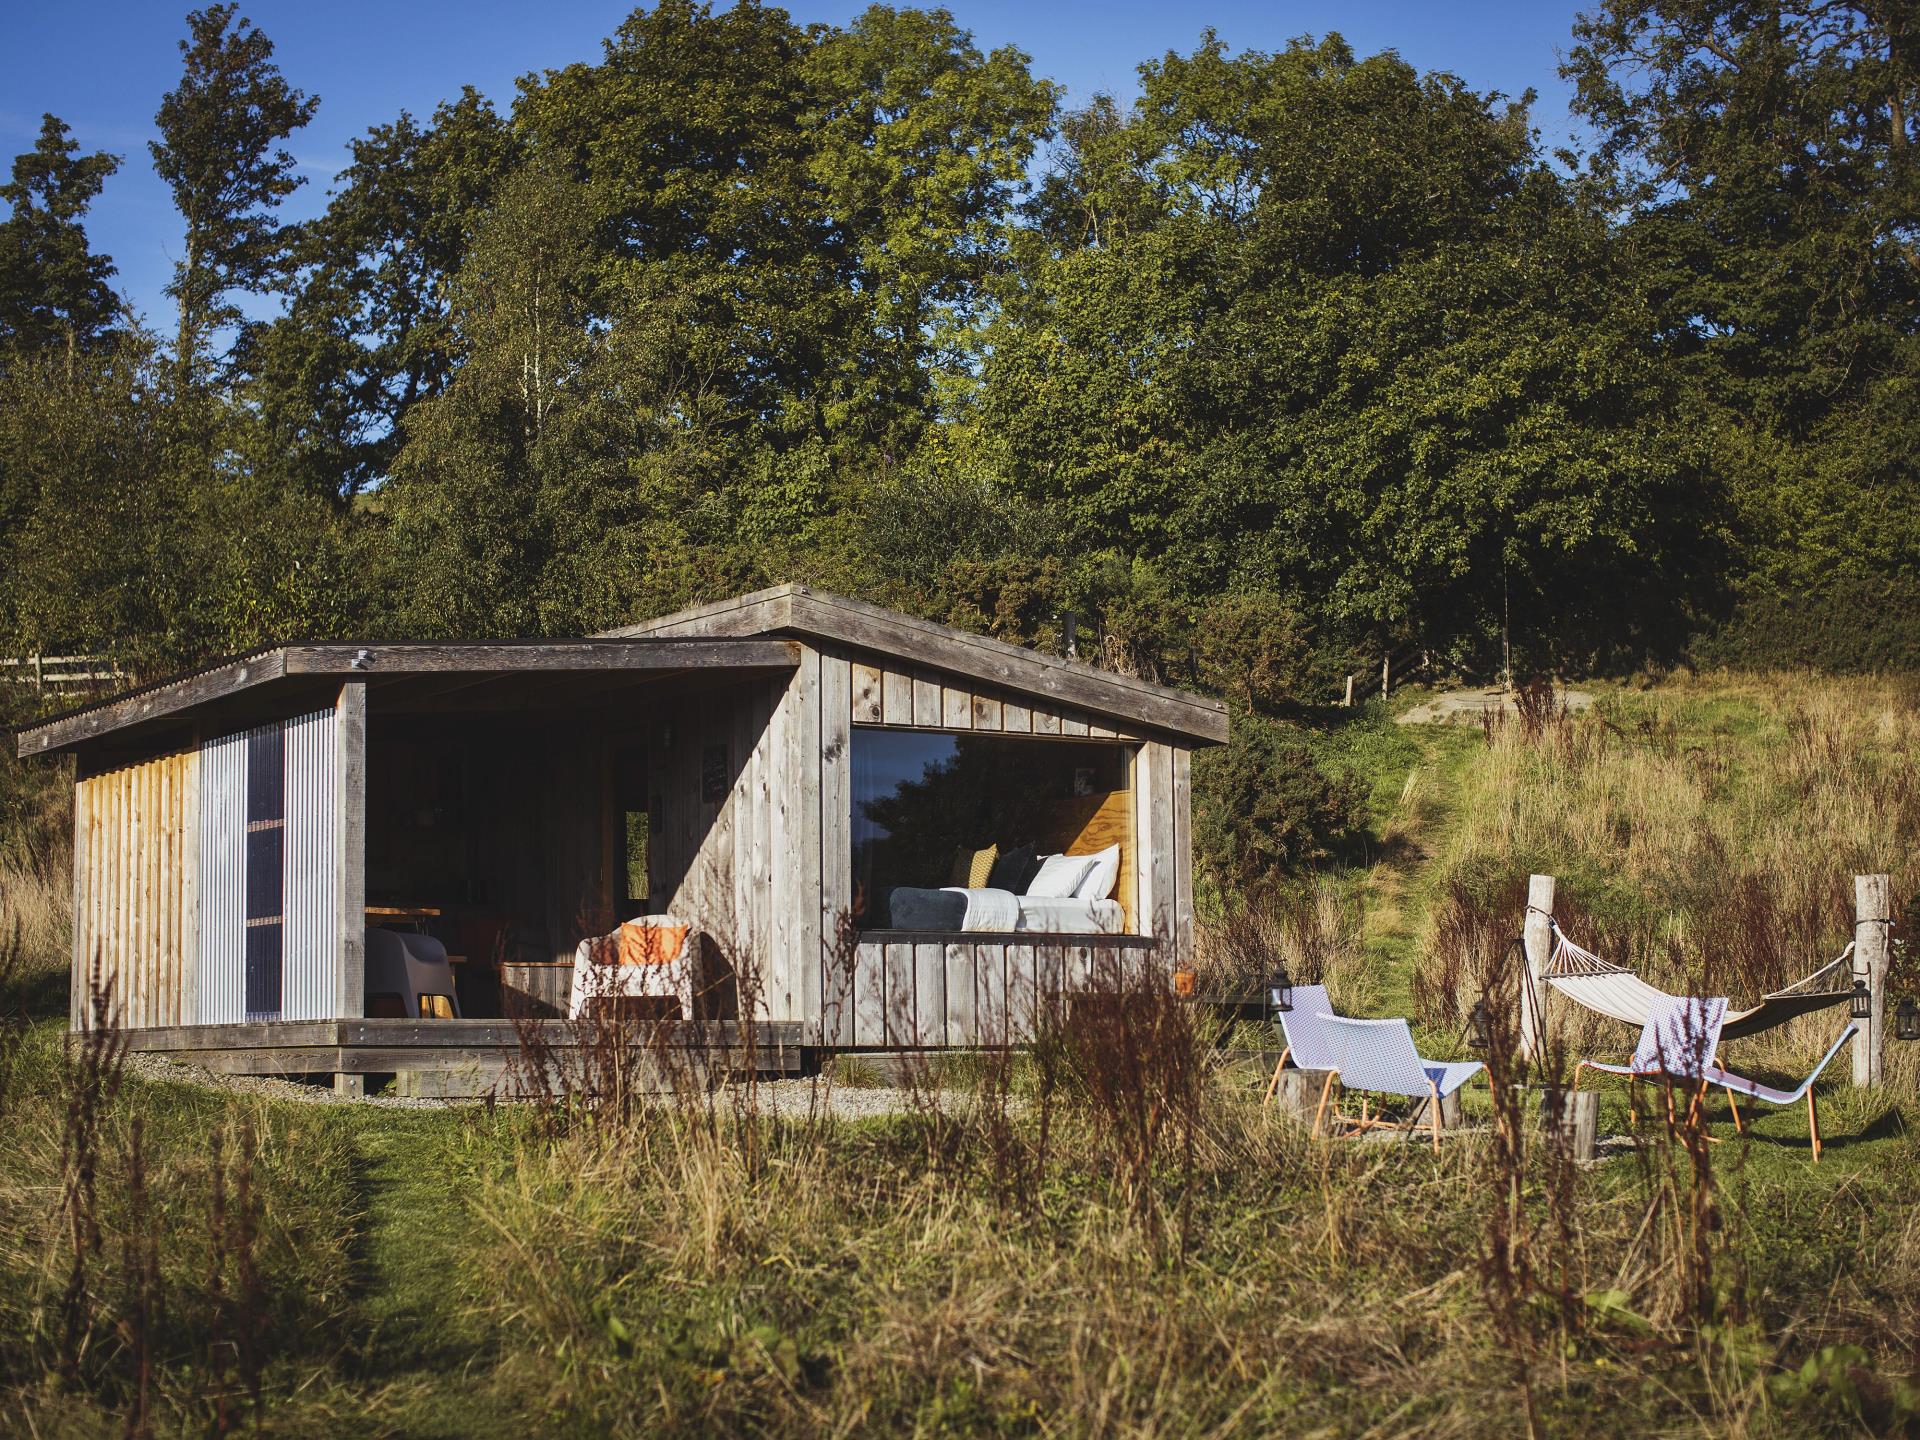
[365, 928, 461, 1018]
[1261, 984, 1343, 1134]
[567, 916, 697, 1021]
[1318, 1014, 1485, 1152]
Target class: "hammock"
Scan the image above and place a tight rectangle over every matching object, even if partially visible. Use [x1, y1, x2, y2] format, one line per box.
[1542, 922, 1855, 1041]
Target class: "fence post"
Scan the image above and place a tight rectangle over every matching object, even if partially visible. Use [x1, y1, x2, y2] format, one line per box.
[1519, 873, 1555, 1065]
[1380, 653, 1390, 701]
[32, 652, 43, 694]
[1853, 874, 1890, 1087]
[1343, 673, 1355, 707]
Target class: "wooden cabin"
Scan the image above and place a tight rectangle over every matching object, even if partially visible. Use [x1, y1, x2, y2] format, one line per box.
[13, 586, 1227, 1090]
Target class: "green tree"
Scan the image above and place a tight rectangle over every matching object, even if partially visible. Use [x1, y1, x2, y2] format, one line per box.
[969, 34, 1705, 669]
[151, 3, 318, 387]
[1567, 2, 1920, 651]
[239, 88, 516, 501]
[0, 115, 122, 367]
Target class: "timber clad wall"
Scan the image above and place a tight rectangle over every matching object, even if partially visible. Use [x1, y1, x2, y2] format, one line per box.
[603, 646, 1197, 1046]
[808, 644, 1196, 1046]
[73, 746, 199, 1030]
[845, 938, 1155, 1047]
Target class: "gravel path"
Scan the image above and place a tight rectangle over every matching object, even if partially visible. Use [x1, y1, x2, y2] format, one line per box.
[124, 1051, 460, 1108]
[123, 1050, 963, 1119]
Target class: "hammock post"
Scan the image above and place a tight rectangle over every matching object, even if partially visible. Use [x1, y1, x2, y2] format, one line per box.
[1519, 873, 1555, 1065]
[1852, 874, 1891, 1088]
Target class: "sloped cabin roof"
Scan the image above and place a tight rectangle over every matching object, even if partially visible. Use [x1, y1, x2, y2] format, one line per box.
[14, 588, 1228, 761]
[600, 585, 1228, 745]
[12, 638, 801, 759]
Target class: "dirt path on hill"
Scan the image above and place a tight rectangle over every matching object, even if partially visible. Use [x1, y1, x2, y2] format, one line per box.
[1357, 726, 1481, 1019]
[1396, 685, 1595, 727]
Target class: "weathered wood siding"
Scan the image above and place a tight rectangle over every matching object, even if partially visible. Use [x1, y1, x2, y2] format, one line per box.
[644, 677, 784, 1011]
[845, 937, 1157, 1046]
[801, 643, 1199, 1042]
[844, 654, 1142, 742]
[73, 747, 199, 1030]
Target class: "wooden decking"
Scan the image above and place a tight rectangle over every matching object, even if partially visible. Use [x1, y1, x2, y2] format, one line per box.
[111, 1017, 806, 1094]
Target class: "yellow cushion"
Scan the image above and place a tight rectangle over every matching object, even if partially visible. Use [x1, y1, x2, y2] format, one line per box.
[951, 844, 998, 888]
[968, 844, 999, 888]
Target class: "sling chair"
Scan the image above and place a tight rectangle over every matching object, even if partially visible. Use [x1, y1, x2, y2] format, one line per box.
[1261, 984, 1342, 1135]
[1575, 993, 1858, 1161]
[1317, 1014, 1485, 1153]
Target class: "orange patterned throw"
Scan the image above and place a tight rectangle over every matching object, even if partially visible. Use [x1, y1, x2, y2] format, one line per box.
[586, 921, 691, 967]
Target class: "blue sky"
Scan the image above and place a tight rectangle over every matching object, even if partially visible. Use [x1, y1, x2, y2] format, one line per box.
[3, 2, 1589, 331]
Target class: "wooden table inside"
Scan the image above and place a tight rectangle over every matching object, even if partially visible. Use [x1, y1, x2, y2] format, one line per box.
[366, 904, 442, 931]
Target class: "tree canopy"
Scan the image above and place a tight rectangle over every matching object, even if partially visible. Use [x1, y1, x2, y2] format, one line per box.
[3, 0, 1915, 701]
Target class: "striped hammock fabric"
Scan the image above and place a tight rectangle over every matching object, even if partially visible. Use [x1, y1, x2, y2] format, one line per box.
[1542, 923, 1855, 1040]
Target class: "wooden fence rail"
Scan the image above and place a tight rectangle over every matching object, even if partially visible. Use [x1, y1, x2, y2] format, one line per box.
[0, 654, 127, 691]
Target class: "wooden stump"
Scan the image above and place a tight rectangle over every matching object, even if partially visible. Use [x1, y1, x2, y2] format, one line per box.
[1542, 1088, 1599, 1163]
[1272, 1068, 1338, 1128]
[1410, 1089, 1462, 1131]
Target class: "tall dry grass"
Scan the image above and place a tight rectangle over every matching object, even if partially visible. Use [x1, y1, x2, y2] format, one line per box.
[1417, 673, 1920, 1084]
[1197, 876, 1380, 1014]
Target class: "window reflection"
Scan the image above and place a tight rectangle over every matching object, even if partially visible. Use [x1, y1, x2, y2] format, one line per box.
[851, 730, 1129, 927]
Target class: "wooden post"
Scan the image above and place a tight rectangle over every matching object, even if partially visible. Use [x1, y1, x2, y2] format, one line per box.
[1519, 874, 1555, 1065]
[1852, 873, 1890, 1087]
[32, 652, 43, 694]
[1380, 654, 1390, 701]
[1273, 1069, 1338, 1130]
[1343, 673, 1355, 707]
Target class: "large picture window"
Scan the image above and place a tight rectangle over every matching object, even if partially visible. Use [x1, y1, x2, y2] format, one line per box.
[851, 729, 1132, 930]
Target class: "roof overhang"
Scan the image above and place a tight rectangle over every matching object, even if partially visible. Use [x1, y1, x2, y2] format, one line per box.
[602, 585, 1230, 745]
[13, 639, 801, 759]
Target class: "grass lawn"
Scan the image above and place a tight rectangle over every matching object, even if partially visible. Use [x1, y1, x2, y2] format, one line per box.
[0, 672, 1916, 1437]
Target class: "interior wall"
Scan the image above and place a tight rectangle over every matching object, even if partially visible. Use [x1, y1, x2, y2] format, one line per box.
[363, 685, 781, 1019]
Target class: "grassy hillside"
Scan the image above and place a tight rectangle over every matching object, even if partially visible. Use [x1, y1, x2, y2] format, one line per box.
[1, 674, 1916, 1437]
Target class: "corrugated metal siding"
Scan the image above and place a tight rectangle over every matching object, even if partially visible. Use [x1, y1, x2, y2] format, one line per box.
[196, 729, 248, 1024]
[196, 709, 340, 1024]
[282, 706, 338, 1021]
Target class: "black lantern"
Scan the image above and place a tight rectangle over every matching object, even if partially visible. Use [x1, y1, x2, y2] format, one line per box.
[1850, 978, 1873, 1020]
[1269, 968, 1293, 1015]
[1897, 996, 1919, 1042]
[1468, 996, 1493, 1050]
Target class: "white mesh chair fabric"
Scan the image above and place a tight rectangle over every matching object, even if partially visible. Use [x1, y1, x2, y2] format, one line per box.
[1584, 993, 1727, 1080]
[1703, 1023, 1858, 1105]
[567, 917, 697, 1020]
[1274, 985, 1341, 1071]
[1318, 1014, 1485, 1100]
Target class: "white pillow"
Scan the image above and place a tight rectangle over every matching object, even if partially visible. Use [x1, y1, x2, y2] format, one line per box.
[1026, 852, 1096, 898]
[1072, 844, 1121, 901]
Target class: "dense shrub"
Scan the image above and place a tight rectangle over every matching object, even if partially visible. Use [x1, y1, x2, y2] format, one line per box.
[1194, 591, 1317, 712]
[1192, 709, 1364, 895]
[1696, 574, 1920, 672]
